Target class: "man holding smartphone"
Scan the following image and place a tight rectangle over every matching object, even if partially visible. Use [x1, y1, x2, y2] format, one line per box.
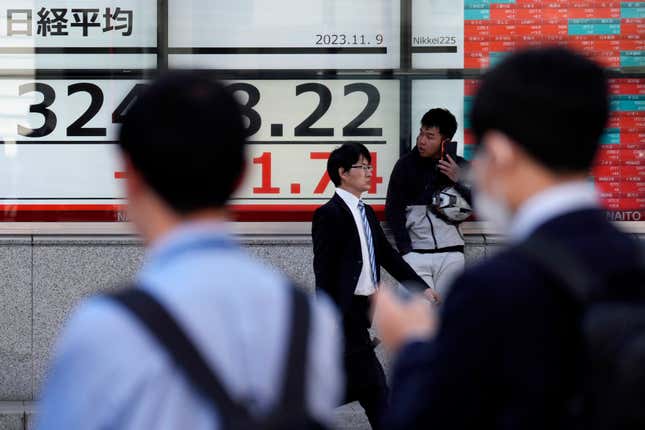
[385, 108, 471, 301]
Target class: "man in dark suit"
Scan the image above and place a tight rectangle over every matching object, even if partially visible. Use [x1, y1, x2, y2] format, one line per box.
[312, 142, 436, 429]
[374, 47, 644, 430]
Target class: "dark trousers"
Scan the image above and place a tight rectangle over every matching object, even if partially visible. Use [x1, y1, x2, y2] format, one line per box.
[343, 295, 389, 430]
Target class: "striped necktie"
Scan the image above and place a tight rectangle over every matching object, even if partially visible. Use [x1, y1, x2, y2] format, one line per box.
[357, 200, 377, 286]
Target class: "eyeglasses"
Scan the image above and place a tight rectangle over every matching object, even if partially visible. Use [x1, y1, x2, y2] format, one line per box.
[350, 164, 373, 172]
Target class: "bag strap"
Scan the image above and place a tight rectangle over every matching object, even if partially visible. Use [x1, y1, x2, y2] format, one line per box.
[516, 235, 599, 304]
[276, 286, 310, 412]
[109, 283, 311, 427]
[110, 288, 252, 427]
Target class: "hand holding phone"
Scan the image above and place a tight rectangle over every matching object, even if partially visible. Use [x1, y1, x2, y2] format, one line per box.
[438, 146, 461, 182]
[441, 140, 458, 161]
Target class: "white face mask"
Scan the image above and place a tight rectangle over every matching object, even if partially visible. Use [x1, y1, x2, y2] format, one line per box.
[473, 188, 513, 234]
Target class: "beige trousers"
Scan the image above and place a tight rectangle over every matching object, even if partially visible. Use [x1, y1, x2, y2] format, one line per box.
[403, 251, 465, 300]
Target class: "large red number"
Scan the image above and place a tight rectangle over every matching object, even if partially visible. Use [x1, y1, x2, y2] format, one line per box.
[310, 152, 332, 194]
[310, 151, 383, 194]
[252, 152, 280, 194]
[368, 152, 383, 194]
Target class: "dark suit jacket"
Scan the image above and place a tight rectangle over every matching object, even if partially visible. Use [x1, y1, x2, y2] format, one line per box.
[384, 209, 644, 430]
[312, 193, 429, 316]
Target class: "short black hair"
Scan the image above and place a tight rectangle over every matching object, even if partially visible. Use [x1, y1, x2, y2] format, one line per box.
[470, 47, 608, 173]
[118, 71, 246, 213]
[421, 108, 458, 140]
[327, 142, 372, 187]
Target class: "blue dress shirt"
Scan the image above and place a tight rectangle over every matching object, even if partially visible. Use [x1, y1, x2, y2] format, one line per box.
[36, 221, 343, 429]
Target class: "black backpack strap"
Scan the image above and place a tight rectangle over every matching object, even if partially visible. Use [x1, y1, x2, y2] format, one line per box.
[109, 288, 253, 428]
[277, 286, 311, 411]
[516, 235, 599, 304]
[109, 284, 313, 427]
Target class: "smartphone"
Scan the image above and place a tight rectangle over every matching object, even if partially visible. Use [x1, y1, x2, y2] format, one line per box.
[442, 141, 458, 161]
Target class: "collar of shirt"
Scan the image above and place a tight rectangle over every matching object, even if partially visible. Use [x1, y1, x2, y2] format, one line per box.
[509, 180, 599, 243]
[140, 220, 235, 274]
[335, 187, 363, 210]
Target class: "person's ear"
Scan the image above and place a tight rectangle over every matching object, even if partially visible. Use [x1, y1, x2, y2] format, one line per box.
[484, 131, 517, 170]
[338, 166, 348, 181]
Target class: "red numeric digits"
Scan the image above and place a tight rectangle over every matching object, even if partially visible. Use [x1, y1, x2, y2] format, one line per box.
[368, 152, 383, 194]
[310, 151, 382, 194]
[310, 152, 332, 194]
[252, 152, 280, 194]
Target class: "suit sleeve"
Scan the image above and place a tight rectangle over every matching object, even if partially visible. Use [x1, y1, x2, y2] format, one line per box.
[372, 209, 430, 291]
[385, 159, 412, 255]
[383, 273, 500, 429]
[312, 207, 341, 305]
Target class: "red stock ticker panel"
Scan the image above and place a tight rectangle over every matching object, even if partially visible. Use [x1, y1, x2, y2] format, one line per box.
[464, 77, 645, 222]
[597, 77, 645, 221]
[464, 0, 644, 70]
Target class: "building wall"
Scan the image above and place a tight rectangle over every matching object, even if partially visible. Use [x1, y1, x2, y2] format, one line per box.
[0, 227, 642, 428]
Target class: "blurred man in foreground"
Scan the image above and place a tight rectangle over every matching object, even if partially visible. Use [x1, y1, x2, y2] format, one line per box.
[375, 48, 644, 429]
[37, 72, 342, 429]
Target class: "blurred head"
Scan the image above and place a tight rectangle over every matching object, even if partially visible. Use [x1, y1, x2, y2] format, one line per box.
[418, 108, 457, 158]
[327, 142, 373, 197]
[469, 47, 608, 223]
[119, 71, 246, 239]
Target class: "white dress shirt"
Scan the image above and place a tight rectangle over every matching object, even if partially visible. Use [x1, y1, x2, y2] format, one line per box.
[335, 188, 377, 296]
[510, 180, 599, 243]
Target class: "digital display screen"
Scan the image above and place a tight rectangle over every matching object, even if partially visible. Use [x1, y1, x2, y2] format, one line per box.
[0, 0, 641, 222]
[0, 78, 400, 219]
[595, 77, 645, 221]
[413, 0, 644, 69]
[0, 79, 145, 219]
[413, 77, 645, 221]
[168, 0, 401, 70]
[231, 80, 399, 205]
[0, 1, 157, 70]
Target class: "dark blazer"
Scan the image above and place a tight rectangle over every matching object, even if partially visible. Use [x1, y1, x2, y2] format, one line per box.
[383, 209, 644, 430]
[312, 193, 429, 316]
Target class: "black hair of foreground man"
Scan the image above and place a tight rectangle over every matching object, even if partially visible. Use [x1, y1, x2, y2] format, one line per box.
[119, 72, 247, 212]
